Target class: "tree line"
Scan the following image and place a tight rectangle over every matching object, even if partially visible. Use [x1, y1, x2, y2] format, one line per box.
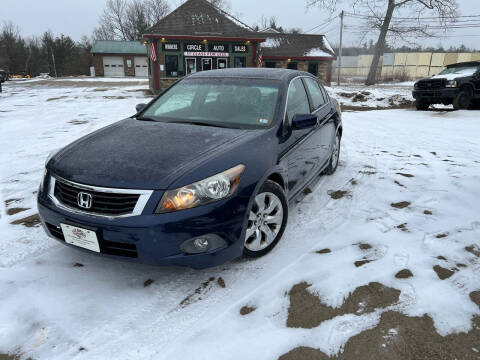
[0, 22, 92, 77]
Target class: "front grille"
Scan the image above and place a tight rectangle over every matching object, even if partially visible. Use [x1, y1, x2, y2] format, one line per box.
[417, 79, 445, 89]
[54, 179, 140, 216]
[45, 222, 138, 258]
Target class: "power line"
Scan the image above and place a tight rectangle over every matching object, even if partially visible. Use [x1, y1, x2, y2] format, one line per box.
[306, 17, 337, 34]
[344, 11, 480, 20]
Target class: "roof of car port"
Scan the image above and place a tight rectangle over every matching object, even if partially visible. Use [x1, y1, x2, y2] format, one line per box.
[187, 68, 312, 81]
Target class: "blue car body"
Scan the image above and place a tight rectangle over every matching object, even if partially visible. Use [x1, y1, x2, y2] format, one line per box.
[37, 68, 342, 268]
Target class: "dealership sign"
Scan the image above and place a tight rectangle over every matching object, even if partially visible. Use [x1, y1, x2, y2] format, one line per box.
[184, 51, 230, 57]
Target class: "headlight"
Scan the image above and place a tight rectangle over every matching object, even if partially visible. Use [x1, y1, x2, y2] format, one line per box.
[156, 164, 245, 213]
[445, 80, 457, 88]
[39, 169, 48, 192]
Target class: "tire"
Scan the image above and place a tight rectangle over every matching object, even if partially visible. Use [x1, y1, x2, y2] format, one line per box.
[243, 180, 288, 258]
[323, 132, 341, 175]
[415, 100, 430, 111]
[453, 90, 472, 110]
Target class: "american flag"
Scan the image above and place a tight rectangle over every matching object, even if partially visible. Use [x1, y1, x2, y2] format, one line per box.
[257, 43, 263, 68]
[150, 41, 157, 63]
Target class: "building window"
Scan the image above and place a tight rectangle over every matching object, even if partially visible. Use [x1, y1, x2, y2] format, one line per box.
[265, 61, 276, 68]
[165, 55, 179, 77]
[287, 62, 298, 70]
[234, 56, 246, 68]
[308, 62, 319, 76]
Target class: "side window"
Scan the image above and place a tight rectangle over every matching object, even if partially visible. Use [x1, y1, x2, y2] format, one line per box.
[320, 85, 330, 103]
[286, 78, 311, 121]
[304, 77, 326, 110]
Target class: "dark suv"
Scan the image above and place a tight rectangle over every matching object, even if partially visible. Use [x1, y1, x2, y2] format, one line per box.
[413, 61, 480, 110]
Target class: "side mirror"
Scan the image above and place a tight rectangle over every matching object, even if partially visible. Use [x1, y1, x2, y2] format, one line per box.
[291, 114, 317, 130]
[136, 103, 147, 112]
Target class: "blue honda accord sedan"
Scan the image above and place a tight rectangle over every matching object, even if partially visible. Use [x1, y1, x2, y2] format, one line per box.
[37, 68, 342, 268]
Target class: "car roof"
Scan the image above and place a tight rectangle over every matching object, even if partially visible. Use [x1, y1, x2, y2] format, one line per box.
[447, 61, 480, 68]
[187, 68, 314, 81]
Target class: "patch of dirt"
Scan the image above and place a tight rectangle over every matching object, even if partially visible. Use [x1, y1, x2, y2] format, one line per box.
[338, 92, 355, 98]
[396, 172, 414, 178]
[316, 248, 331, 254]
[328, 190, 351, 200]
[103, 95, 127, 99]
[431, 152, 437, 155]
[303, 187, 313, 195]
[358, 243, 372, 250]
[465, 245, 480, 257]
[217, 277, 226, 288]
[73, 263, 84, 267]
[240, 306, 256, 316]
[471, 291, 480, 309]
[395, 269, 413, 279]
[396, 223, 408, 232]
[391, 201, 410, 209]
[433, 265, 456, 280]
[350, 179, 358, 186]
[180, 277, 215, 307]
[394, 180, 405, 188]
[6, 207, 29, 216]
[46, 96, 68, 101]
[358, 170, 377, 175]
[5, 198, 21, 206]
[413, 154, 422, 158]
[355, 259, 373, 267]
[0, 354, 21, 360]
[287, 282, 400, 329]
[10, 214, 40, 227]
[282, 312, 480, 360]
[69, 120, 89, 125]
[457, 263, 467, 268]
[364, 165, 375, 169]
[91, 88, 109, 92]
[424, 210, 433, 215]
[436, 233, 448, 239]
[437, 255, 447, 261]
[144, 279, 154, 287]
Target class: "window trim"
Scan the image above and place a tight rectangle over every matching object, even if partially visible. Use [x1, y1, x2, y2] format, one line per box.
[284, 76, 313, 127]
[303, 77, 326, 112]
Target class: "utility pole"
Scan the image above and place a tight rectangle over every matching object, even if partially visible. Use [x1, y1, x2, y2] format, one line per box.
[337, 10, 344, 86]
[51, 47, 58, 78]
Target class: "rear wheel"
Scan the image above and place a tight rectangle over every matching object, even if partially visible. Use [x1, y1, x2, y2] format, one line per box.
[415, 100, 430, 111]
[243, 180, 288, 258]
[323, 132, 341, 175]
[453, 90, 472, 110]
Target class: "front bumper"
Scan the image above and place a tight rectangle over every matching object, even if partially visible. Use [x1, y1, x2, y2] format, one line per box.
[412, 88, 459, 103]
[37, 188, 250, 269]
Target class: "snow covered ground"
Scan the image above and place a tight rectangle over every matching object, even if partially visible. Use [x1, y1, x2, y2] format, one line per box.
[0, 80, 479, 360]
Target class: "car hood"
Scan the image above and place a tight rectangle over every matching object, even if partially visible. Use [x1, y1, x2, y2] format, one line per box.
[49, 118, 253, 190]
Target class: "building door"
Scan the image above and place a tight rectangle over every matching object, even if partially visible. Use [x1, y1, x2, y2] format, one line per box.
[202, 58, 212, 71]
[217, 58, 228, 70]
[134, 56, 148, 77]
[103, 56, 124, 77]
[185, 58, 197, 74]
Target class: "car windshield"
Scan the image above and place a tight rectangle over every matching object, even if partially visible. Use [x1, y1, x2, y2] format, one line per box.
[140, 78, 281, 129]
[438, 65, 479, 76]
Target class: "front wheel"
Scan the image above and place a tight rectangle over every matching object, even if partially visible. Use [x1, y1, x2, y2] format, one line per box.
[243, 180, 288, 258]
[415, 100, 430, 111]
[453, 90, 472, 110]
[323, 132, 341, 175]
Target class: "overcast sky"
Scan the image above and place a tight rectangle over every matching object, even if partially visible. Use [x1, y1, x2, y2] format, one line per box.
[1, 0, 479, 49]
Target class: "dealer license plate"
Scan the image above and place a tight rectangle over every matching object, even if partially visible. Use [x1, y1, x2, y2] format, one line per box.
[60, 224, 100, 253]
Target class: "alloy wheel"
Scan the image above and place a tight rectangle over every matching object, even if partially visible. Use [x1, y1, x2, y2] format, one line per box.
[331, 135, 340, 169]
[245, 192, 284, 252]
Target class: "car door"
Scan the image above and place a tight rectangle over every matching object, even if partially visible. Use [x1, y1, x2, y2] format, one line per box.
[303, 77, 336, 168]
[279, 77, 321, 196]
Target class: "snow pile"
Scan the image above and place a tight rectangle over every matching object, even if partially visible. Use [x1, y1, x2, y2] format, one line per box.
[263, 37, 282, 48]
[0, 81, 479, 360]
[327, 85, 414, 109]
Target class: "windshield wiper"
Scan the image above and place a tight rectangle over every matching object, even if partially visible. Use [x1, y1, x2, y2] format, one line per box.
[168, 120, 231, 128]
[136, 115, 158, 122]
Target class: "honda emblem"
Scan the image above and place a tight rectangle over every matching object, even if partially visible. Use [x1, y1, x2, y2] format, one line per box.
[77, 192, 93, 209]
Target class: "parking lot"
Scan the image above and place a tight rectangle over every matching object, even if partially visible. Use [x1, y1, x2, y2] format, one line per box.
[1, 79, 479, 360]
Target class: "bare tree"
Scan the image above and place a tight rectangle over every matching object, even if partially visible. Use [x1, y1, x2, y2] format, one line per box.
[307, 0, 458, 85]
[93, 0, 170, 40]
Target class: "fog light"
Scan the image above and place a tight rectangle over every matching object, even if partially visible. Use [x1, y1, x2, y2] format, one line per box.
[180, 234, 227, 254]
